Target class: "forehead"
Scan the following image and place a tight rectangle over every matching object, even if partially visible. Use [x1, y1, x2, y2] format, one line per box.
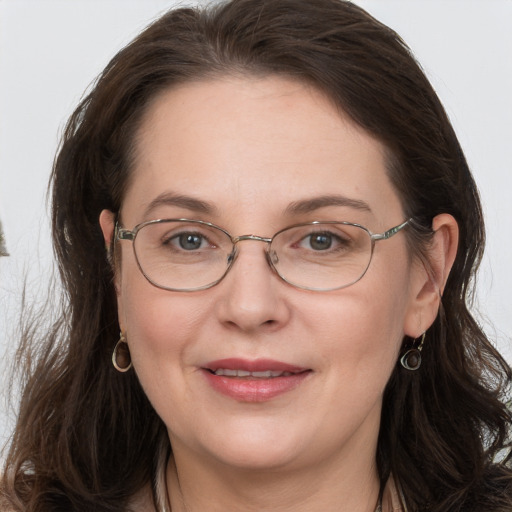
[123, 76, 403, 229]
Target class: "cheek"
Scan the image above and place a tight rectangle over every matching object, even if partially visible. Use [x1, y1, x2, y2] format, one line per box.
[301, 254, 412, 380]
[303, 293, 404, 383]
[117, 261, 210, 374]
[118, 280, 214, 432]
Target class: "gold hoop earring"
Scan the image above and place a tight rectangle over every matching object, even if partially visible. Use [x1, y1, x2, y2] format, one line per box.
[400, 332, 426, 371]
[112, 332, 132, 372]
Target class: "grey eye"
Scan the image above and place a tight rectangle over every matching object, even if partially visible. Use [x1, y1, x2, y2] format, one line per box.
[308, 233, 333, 251]
[176, 233, 205, 250]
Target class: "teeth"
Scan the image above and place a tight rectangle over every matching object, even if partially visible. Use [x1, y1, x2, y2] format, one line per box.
[213, 369, 294, 378]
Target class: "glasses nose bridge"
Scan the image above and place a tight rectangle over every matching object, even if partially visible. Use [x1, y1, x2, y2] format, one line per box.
[232, 234, 273, 246]
[228, 234, 275, 269]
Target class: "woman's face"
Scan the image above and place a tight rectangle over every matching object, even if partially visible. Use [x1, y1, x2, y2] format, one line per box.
[101, 76, 428, 473]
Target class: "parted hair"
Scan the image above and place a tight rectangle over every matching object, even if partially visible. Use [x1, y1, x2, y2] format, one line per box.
[2, 1, 511, 511]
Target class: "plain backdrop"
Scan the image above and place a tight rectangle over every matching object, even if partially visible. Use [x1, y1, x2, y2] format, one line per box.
[1, 0, 511, 448]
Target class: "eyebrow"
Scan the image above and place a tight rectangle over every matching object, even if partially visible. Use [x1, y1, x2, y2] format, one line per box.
[284, 195, 372, 215]
[143, 192, 217, 218]
[142, 192, 371, 219]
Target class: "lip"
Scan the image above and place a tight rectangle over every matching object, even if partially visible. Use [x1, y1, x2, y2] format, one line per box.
[201, 358, 312, 402]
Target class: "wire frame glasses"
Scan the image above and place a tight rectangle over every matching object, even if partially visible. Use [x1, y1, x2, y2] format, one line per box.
[115, 218, 410, 292]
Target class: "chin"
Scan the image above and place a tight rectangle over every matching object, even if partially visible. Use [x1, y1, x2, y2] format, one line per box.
[191, 419, 316, 472]
[213, 444, 301, 472]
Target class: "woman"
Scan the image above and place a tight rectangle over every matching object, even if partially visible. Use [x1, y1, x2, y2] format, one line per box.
[1, 0, 511, 510]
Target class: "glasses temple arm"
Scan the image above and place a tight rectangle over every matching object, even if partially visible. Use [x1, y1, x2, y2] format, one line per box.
[371, 219, 412, 241]
[114, 223, 135, 241]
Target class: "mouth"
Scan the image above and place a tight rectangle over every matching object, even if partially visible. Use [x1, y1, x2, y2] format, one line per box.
[208, 369, 299, 378]
[201, 358, 312, 402]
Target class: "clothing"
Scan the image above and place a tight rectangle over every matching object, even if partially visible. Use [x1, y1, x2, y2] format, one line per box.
[382, 476, 407, 512]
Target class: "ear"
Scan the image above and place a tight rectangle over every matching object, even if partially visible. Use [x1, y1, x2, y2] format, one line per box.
[99, 209, 116, 250]
[99, 209, 126, 331]
[99, 208, 121, 292]
[404, 213, 459, 337]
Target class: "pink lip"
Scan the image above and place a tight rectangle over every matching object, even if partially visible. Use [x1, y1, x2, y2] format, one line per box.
[202, 358, 311, 402]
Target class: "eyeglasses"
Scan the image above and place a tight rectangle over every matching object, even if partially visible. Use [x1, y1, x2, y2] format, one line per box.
[115, 218, 410, 292]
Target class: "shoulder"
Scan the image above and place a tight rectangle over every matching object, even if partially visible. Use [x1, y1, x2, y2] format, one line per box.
[128, 482, 157, 512]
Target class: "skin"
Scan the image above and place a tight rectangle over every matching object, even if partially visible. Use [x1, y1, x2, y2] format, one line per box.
[100, 76, 458, 512]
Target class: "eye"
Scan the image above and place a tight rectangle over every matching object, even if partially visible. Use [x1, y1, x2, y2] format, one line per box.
[299, 231, 348, 251]
[166, 232, 209, 251]
[307, 232, 333, 251]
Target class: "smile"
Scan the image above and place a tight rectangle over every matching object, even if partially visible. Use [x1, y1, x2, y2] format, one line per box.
[211, 369, 296, 378]
[202, 358, 312, 402]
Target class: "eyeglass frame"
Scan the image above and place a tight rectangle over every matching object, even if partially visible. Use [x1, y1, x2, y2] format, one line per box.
[115, 218, 412, 292]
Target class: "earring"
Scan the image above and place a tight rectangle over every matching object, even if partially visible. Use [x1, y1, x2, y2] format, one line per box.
[112, 332, 132, 372]
[400, 332, 426, 371]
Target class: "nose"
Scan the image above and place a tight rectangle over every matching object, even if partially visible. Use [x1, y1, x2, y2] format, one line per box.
[215, 240, 291, 333]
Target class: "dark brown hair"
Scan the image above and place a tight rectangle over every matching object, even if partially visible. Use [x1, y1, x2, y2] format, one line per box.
[2, 1, 511, 510]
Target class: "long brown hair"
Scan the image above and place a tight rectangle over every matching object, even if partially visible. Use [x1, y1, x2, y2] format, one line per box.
[2, 1, 511, 510]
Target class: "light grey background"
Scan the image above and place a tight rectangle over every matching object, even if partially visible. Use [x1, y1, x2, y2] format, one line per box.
[1, 0, 511, 449]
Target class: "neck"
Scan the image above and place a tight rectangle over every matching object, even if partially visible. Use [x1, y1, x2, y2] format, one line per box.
[165, 442, 381, 512]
